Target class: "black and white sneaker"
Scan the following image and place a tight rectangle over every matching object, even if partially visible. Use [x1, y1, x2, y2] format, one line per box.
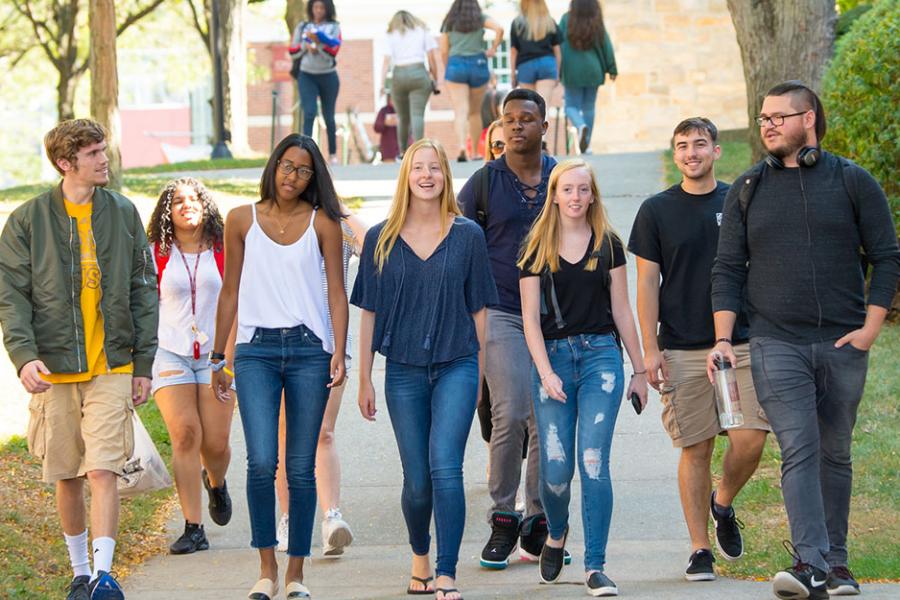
[773, 542, 829, 600]
[826, 566, 861, 596]
[202, 468, 232, 526]
[711, 491, 745, 560]
[685, 548, 716, 581]
[169, 521, 209, 555]
[480, 512, 521, 569]
[539, 542, 566, 584]
[66, 575, 91, 600]
[586, 571, 618, 597]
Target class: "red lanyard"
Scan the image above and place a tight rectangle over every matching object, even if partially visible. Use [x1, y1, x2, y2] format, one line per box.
[176, 245, 202, 359]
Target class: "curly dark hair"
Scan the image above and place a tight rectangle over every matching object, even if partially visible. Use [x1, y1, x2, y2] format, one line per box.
[146, 177, 225, 255]
[567, 0, 605, 51]
[442, 0, 483, 34]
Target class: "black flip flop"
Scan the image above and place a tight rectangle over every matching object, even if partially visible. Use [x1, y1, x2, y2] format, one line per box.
[407, 575, 434, 595]
[436, 588, 463, 600]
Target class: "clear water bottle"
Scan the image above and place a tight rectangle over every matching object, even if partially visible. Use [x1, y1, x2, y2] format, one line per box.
[713, 354, 744, 429]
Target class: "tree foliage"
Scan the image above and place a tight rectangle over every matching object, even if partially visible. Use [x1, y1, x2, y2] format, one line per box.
[822, 0, 900, 232]
[3, 0, 165, 120]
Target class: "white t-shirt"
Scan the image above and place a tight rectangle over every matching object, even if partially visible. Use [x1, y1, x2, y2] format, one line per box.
[158, 246, 222, 356]
[384, 27, 437, 67]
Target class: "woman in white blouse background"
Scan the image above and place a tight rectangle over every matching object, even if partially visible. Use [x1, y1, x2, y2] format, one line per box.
[381, 11, 441, 157]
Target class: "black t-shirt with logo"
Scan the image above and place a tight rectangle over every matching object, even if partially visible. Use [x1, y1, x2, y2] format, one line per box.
[628, 181, 749, 350]
[520, 233, 626, 339]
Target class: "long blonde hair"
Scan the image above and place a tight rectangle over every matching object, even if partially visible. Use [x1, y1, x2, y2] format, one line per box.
[517, 158, 618, 274]
[387, 10, 427, 34]
[518, 0, 556, 41]
[374, 139, 461, 272]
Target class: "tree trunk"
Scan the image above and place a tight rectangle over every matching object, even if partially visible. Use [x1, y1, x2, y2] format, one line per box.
[219, 0, 250, 154]
[726, 0, 837, 162]
[285, 1, 306, 134]
[89, 0, 122, 190]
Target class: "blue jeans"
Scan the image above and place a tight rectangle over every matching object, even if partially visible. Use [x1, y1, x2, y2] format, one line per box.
[750, 336, 868, 571]
[234, 325, 332, 556]
[384, 354, 479, 579]
[444, 54, 490, 88]
[564, 85, 600, 147]
[532, 333, 623, 571]
[516, 55, 558, 84]
[298, 70, 340, 155]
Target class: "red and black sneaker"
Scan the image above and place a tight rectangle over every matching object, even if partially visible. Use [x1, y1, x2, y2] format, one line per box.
[480, 512, 521, 569]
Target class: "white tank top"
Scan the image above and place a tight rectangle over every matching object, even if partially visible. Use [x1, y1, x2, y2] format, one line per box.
[158, 246, 221, 356]
[237, 204, 333, 353]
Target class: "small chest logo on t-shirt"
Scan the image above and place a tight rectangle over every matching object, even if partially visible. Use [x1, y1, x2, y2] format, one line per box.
[716, 212, 723, 226]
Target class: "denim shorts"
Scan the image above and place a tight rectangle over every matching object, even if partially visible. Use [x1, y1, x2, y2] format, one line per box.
[516, 55, 557, 84]
[151, 347, 211, 393]
[445, 54, 490, 87]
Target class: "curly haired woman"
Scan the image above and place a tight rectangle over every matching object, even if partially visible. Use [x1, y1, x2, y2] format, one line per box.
[147, 177, 237, 555]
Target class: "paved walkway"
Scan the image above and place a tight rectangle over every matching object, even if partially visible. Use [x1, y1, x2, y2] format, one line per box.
[6, 153, 897, 598]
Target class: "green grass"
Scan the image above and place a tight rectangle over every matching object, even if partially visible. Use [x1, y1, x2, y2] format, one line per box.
[663, 140, 753, 187]
[0, 399, 174, 599]
[124, 157, 267, 175]
[711, 324, 900, 580]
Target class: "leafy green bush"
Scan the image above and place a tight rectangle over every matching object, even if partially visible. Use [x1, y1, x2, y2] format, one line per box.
[822, 0, 899, 234]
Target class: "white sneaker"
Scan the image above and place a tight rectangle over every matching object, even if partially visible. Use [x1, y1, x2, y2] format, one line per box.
[276, 513, 289, 552]
[515, 488, 526, 514]
[322, 508, 353, 557]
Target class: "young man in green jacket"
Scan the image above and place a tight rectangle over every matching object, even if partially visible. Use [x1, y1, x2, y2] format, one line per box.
[0, 119, 158, 600]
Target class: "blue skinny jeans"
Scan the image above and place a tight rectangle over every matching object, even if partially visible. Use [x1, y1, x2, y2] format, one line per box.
[384, 353, 479, 579]
[234, 325, 331, 557]
[532, 333, 623, 571]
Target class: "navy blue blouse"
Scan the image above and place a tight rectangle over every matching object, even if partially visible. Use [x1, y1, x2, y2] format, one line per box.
[350, 216, 498, 366]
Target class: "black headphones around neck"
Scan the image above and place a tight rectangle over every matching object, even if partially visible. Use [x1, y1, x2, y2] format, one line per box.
[765, 146, 820, 170]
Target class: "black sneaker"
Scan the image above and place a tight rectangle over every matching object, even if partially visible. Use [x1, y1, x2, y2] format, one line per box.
[685, 548, 716, 581]
[66, 575, 91, 600]
[202, 468, 232, 526]
[480, 512, 520, 569]
[711, 491, 745, 560]
[586, 571, 618, 597]
[773, 542, 829, 600]
[826, 566, 860, 596]
[88, 571, 124, 600]
[519, 513, 572, 565]
[539, 541, 566, 584]
[169, 521, 210, 555]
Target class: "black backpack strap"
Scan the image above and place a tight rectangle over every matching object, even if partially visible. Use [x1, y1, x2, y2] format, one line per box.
[738, 163, 767, 223]
[475, 165, 490, 228]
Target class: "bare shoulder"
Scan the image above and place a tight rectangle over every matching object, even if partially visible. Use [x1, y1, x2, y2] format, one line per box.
[315, 210, 343, 238]
[225, 203, 254, 233]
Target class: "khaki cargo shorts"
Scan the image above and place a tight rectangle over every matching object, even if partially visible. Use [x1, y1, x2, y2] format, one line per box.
[660, 344, 770, 448]
[26, 374, 134, 484]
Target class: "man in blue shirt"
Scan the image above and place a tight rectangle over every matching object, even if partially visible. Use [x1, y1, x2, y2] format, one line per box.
[458, 88, 557, 569]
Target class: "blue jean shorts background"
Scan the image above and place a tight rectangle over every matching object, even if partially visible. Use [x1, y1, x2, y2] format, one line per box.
[445, 54, 490, 87]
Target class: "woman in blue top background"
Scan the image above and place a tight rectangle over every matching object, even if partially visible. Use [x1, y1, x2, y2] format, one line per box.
[351, 139, 497, 600]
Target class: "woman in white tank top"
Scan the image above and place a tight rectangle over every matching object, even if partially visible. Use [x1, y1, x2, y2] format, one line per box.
[210, 134, 348, 600]
[146, 177, 235, 556]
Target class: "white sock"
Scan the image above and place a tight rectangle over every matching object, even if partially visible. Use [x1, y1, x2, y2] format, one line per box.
[64, 530, 91, 578]
[91, 537, 116, 580]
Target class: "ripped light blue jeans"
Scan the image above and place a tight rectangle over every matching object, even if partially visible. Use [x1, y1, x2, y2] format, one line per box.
[532, 333, 623, 571]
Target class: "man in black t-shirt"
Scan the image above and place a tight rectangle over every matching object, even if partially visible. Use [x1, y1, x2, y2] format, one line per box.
[629, 118, 770, 582]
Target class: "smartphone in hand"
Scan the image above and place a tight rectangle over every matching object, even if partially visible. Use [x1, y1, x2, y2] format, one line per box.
[631, 392, 643, 415]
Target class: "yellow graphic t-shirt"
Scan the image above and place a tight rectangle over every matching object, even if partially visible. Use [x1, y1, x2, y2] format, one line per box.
[45, 200, 133, 383]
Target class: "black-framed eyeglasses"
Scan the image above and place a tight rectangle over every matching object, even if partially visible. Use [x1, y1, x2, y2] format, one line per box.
[491, 141, 506, 151]
[755, 111, 808, 128]
[277, 160, 314, 180]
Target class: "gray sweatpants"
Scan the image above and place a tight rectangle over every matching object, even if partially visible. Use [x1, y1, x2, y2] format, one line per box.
[749, 336, 868, 571]
[484, 309, 542, 519]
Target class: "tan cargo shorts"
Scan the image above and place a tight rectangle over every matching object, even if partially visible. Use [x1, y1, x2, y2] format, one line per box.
[26, 374, 134, 484]
[660, 344, 770, 448]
